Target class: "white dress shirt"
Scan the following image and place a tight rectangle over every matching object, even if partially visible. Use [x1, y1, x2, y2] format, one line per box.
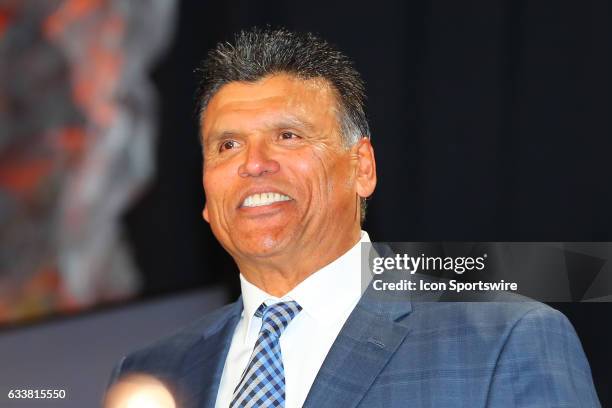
[214, 231, 371, 408]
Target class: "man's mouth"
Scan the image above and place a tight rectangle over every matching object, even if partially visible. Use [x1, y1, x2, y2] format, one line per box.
[241, 192, 292, 208]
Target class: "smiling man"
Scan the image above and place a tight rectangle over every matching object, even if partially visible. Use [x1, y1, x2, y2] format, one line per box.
[108, 28, 600, 408]
[201, 72, 374, 296]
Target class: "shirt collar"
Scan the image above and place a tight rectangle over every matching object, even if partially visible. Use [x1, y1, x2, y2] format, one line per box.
[239, 231, 371, 341]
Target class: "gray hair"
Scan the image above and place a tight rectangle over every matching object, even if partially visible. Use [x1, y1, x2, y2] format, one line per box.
[195, 27, 370, 147]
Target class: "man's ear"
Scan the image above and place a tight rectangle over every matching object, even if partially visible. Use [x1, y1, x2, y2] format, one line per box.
[202, 204, 210, 223]
[353, 137, 377, 198]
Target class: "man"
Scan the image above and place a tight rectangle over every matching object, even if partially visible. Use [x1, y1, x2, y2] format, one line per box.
[108, 28, 600, 407]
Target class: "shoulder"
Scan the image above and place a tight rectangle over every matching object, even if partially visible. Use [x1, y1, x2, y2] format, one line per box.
[467, 300, 601, 406]
[110, 300, 241, 382]
[410, 292, 570, 339]
[399, 287, 581, 363]
[401, 299, 599, 404]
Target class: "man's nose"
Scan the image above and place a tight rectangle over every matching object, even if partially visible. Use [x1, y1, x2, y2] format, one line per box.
[238, 141, 280, 177]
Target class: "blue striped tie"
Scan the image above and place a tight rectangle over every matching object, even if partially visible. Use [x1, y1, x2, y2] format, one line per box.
[230, 301, 302, 408]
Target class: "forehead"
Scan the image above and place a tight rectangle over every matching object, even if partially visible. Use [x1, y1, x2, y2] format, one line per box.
[201, 74, 340, 138]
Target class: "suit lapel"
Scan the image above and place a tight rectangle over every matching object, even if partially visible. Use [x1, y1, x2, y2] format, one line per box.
[176, 299, 243, 408]
[303, 279, 413, 408]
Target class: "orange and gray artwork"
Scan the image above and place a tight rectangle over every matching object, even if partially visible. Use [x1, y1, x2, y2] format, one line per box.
[0, 0, 176, 325]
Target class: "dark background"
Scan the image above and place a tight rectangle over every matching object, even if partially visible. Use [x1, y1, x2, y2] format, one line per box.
[122, 0, 611, 403]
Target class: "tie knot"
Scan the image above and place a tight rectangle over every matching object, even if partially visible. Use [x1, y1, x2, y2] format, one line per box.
[256, 301, 302, 338]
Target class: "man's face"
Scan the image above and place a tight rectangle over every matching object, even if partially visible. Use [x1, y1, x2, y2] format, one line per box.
[201, 74, 372, 266]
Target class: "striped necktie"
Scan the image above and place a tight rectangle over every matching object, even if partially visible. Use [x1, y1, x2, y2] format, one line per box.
[230, 301, 302, 408]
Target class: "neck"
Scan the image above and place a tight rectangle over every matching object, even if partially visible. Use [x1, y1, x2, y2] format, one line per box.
[236, 227, 362, 297]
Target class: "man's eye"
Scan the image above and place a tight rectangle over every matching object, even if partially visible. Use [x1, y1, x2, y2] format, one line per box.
[219, 140, 239, 152]
[280, 131, 300, 140]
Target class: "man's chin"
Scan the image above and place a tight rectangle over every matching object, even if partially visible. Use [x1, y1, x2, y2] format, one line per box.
[233, 233, 293, 259]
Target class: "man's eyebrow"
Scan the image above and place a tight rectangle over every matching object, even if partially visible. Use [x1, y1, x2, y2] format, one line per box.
[206, 130, 238, 146]
[269, 115, 316, 131]
[205, 115, 315, 146]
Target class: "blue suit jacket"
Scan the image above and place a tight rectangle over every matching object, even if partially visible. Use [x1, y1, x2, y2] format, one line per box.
[110, 274, 601, 407]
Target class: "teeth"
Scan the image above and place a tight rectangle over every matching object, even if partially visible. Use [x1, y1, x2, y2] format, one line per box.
[242, 192, 292, 208]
